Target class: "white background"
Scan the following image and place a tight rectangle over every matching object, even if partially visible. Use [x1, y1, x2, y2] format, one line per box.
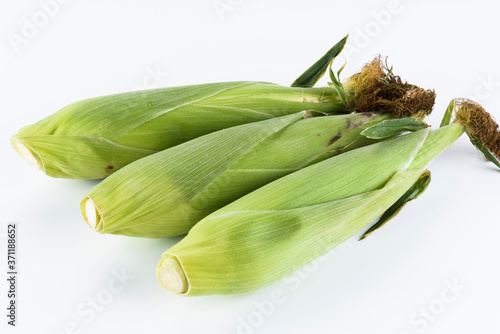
[1, 1, 500, 333]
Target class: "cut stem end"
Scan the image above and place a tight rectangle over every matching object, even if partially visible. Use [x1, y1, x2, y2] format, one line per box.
[10, 137, 43, 171]
[84, 198, 101, 230]
[157, 257, 188, 294]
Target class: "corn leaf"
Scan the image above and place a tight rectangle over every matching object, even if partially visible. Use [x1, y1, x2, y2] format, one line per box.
[291, 35, 348, 88]
[360, 170, 431, 240]
[468, 134, 500, 169]
[328, 62, 349, 109]
[439, 99, 455, 128]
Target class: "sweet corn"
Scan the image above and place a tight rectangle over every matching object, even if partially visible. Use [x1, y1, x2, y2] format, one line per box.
[11, 53, 435, 179]
[81, 111, 393, 238]
[11, 82, 349, 179]
[156, 125, 464, 296]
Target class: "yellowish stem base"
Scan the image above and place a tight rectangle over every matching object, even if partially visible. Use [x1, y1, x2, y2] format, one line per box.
[10, 137, 42, 171]
[157, 257, 188, 294]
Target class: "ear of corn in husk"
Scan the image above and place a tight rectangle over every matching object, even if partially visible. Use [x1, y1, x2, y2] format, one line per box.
[11, 82, 346, 179]
[153, 100, 497, 296]
[82, 111, 398, 238]
[11, 47, 435, 179]
[11, 35, 349, 180]
[156, 129, 446, 296]
[157, 99, 499, 296]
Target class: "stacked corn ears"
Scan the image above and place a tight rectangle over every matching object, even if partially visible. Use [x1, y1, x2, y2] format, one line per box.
[11, 35, 500, 296]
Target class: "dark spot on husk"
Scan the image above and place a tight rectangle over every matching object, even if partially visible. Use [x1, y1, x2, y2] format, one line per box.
[455, 99, 500, 158]
[346, 118, 368, 131]
[348, 56, 436, 119]
[328, 133, 342, 146]
[346, 119, 354, 129]
[107, 165, 114, 170]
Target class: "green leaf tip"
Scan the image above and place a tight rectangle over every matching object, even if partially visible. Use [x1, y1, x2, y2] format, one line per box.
[291, 35, 348, 88]
[439, 99, 455, 128]
[360, 118, 428, 139]
[468, 134, 500, 169]
[360, 170, 431, 241]
[379, 65, 394, 86]
[328, 61, 349, 110]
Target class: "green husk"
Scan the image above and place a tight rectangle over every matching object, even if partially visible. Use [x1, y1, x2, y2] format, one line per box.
[159, 169, 424, 296]
[81, 111, 396, 238]
[11, 46, 436, 179]
[12, 82, 346, 179]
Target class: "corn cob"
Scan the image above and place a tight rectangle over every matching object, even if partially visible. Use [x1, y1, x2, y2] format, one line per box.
[155, 100, 499, 296]
[11, 56, 435, 179]
[81, 111, 398, 238]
